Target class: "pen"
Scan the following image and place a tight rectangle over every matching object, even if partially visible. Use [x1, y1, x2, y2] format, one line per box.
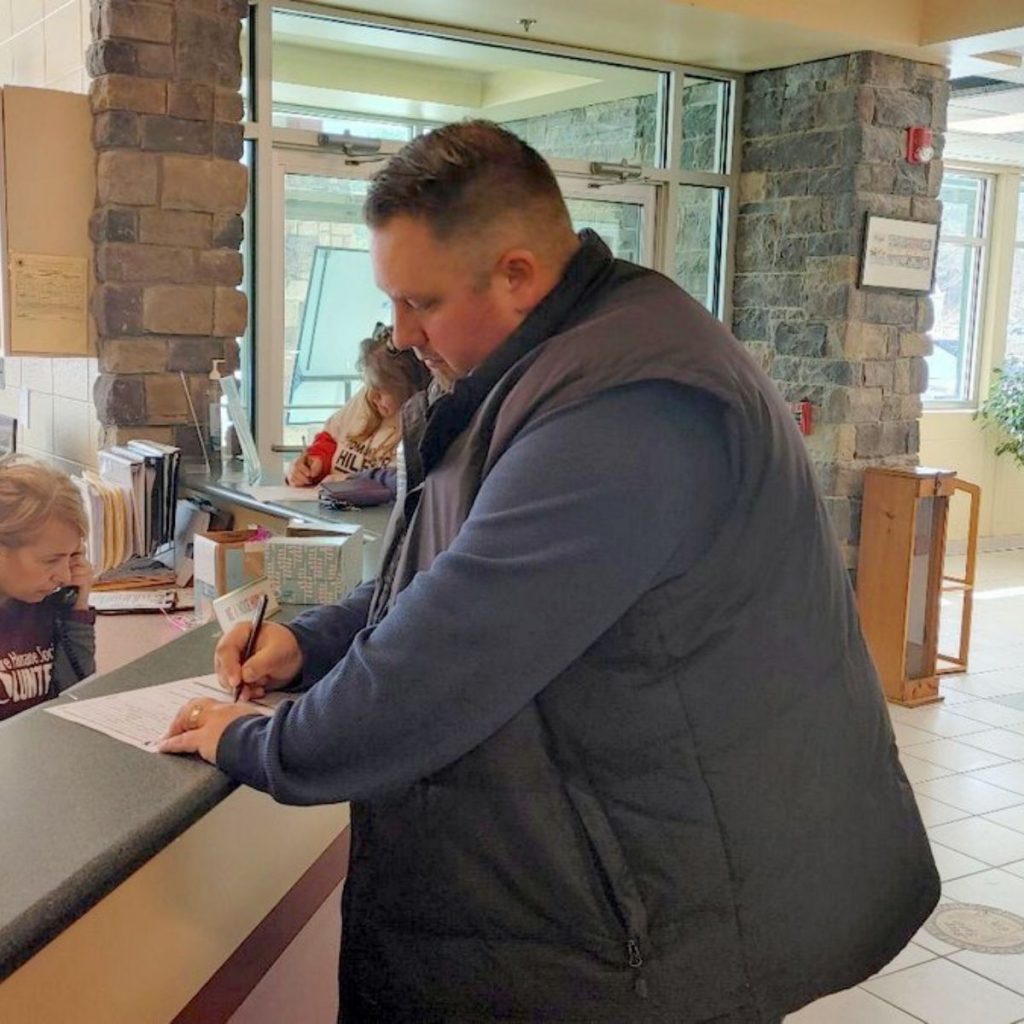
[236, 593, 269, 703]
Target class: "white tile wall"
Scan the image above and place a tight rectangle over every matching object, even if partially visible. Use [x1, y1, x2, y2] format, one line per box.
[0, 383, 18, 416]
[52, 396, 94, 464]
[20, 355, 53, 392]
[43, 0, 80, 84]
[52, 355, 89, 400]
[0, 0, 93, 469]
[4, 355, 22, 388]
[10, 0, 44, 37]
[11, 21, 45, 86]
[22, 388, 53, 451]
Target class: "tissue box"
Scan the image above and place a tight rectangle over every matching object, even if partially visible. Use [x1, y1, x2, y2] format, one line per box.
[193, 529, 267, 622]
[265, 529, 363, 605]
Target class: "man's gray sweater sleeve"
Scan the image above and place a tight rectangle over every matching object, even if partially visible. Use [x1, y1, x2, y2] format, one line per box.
[217, 381, 733, 803]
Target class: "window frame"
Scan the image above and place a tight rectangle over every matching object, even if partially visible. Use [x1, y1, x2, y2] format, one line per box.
[926, 168, 994, 409]
[245, 0, 740, 458]
[1007, 180, 1024, 365]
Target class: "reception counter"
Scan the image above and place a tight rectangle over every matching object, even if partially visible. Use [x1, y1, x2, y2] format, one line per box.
[183, 463, 392, 582]
[0, 612, 349, 1023]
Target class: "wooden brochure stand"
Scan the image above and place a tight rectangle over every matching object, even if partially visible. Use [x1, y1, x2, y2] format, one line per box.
[857, 466, 958, 707]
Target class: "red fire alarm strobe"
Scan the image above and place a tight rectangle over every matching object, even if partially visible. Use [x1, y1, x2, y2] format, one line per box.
[791, 400, 813, 436]
[906, 126, 935, 164]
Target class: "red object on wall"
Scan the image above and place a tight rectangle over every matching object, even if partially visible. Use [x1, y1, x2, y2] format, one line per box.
[906, 126, 935, 164]
[792, 400, 813, 436]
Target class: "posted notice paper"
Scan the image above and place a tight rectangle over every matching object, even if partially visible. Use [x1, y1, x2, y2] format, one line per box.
[46, 675, 290, 753]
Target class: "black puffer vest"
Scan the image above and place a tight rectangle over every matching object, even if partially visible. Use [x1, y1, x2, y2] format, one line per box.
[343, 235, 938, 1023]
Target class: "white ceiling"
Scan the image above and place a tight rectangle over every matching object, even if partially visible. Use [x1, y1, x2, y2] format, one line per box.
[947, 47, 1024, 167]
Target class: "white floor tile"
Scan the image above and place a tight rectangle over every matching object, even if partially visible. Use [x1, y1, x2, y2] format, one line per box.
[950, 949, 1024, 997]
[952, 702, 1024, 729]
[784, 986, 923, 1023]
[942, 674, 1024, 699]
[985, 806, 1024, 835]
[871, 941, 937, 978]
[888, 705, 991, 737]
[944, 869, 1024, 919]
[862, 956, 1024, 1024]
[900, 753, 956, 784]
[1001, 861, 1024, 881]
[892, 720, 945, 748]
[937, 689, 982, 707]
[912, 922, 963, 957]
[914, 775, 1024, 814]
[910, 738, 1009, 772]
[928, 842, 990, 881]
[970, 763, 1024, 796]
[929, 818, 1024, 866]
[914, 793, 971, 827]
[960, 729, 1024, 761]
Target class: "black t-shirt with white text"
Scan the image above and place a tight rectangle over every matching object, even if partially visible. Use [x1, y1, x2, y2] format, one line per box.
[0, 599, 58, 721]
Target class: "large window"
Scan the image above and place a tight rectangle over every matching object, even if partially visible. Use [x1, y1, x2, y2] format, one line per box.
[1009, 183, 1024, 362]
[246, 5, 738, 457]
[927, 172, 991, 404]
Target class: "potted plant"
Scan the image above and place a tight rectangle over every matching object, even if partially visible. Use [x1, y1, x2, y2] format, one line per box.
[976, 357, 1024, 469]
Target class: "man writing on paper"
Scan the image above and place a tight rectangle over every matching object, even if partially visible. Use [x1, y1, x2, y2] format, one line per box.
[162, 121, 938, 1023]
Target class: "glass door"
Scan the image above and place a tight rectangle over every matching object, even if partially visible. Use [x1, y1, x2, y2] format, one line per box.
[262, 153, 661, 461]
[559, 179, 658, 267]
[264, 150, 387, 457]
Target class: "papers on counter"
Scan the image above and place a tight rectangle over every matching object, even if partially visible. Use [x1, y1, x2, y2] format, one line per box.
[46, 675, 291, 753]
[242, 484, 320, 503]
[88, 588, 195, 614]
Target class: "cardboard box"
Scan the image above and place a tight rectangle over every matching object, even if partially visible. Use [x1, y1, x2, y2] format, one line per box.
[265, 530, 363, 605]
[193, 529, 267, 622]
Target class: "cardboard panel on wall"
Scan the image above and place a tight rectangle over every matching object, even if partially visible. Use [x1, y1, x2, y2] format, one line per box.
[0, 86, 95, 357]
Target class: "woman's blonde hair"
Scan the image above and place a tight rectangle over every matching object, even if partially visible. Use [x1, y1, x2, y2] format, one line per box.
[352, 325, 431, 443]
[0, 456, 87, 549]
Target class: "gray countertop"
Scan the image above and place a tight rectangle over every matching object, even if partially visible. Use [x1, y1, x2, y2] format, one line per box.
[0, 611, 298, 982]
[182, 465, 393, 539]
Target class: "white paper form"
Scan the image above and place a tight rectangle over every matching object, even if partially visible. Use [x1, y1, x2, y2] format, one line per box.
[46, 675, 290, 753]
[242, 485, 320, 503]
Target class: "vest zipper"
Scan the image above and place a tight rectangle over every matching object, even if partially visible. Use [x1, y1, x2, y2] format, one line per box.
[627, 938, 648, 999]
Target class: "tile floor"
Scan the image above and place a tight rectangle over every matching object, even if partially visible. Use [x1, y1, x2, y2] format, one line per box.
[788, 545, 1024, 1023]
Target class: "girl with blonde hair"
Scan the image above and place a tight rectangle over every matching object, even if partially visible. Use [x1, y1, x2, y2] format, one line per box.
[0, 456, 95, 721]
[287, 324, 435, 487]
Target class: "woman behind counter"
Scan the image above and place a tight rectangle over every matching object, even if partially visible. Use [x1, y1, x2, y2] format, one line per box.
[0, 456, 95, 721]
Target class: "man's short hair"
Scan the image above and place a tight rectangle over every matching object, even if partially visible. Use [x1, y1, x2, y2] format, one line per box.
[365, 120, 571, 241]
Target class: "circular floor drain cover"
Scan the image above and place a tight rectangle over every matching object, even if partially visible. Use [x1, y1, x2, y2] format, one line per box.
[925, 904, 1024, 953]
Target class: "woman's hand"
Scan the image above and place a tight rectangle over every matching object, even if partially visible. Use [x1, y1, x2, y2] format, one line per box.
[286, 454, 323, 486]
[158, 698, 260, 763]
[70, 548, 93, 610]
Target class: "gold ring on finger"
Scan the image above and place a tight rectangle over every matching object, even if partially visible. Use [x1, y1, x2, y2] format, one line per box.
[187, 704, 203, 730]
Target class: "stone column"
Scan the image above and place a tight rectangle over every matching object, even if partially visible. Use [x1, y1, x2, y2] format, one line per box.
[733, 52, 948, 568]
[88, 0, 248, 453]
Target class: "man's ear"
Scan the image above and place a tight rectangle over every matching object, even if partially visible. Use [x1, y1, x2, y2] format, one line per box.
[497, 248, 542, 310]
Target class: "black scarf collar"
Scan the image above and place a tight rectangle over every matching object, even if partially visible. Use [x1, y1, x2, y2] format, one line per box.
[417, 229, 631, 475]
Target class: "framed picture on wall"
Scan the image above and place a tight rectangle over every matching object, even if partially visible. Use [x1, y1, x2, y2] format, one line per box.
[859, 214, 939, 293]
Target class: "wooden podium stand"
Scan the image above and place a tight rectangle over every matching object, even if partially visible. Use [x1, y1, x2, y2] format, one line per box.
[857, 466, 958, 707]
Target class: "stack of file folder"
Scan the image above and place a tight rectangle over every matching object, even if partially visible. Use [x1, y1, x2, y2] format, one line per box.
[74, 440, 181, 573]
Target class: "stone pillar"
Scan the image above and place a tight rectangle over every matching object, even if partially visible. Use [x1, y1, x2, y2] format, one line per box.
[88, 0, 248, 453]
[733, 52, 948, 568]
